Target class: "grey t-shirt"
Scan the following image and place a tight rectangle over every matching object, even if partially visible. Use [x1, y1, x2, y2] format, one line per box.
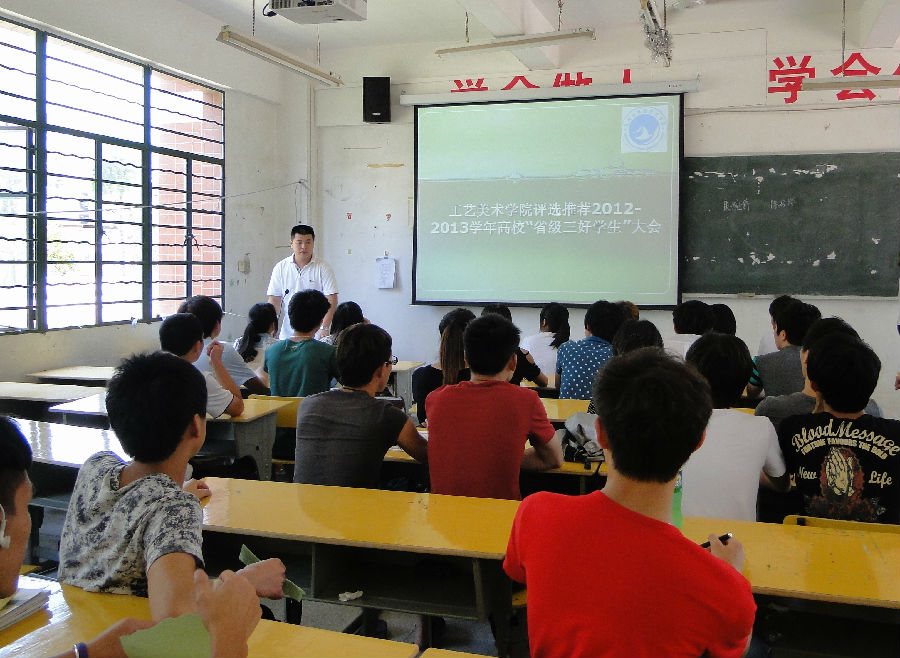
[58, 452, 204, 596]
[294, 389, 408, 488]
[755, 391, 883, 431]
[750, 345, 805, 397]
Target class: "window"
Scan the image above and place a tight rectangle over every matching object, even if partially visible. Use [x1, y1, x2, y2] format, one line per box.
[0, 18, 224, 333]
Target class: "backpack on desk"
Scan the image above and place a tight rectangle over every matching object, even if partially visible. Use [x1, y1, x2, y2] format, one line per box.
[560, 412, 604, 463]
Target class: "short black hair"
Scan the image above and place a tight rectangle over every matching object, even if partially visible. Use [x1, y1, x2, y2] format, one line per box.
[159, 313, 204, 356]
[584, 300, 627, 342]
[291, 224, 315, 239]
[612, 319, 663, 356]
[288, 289, 331, 333]
[481, 303, 512, 321]
[0, 417, 32, 514]
[331, 301, 365, 336]
[464, 314, 520, 376]
[801, 317, 860, 352]
[615, 300, 639, 321]
[672, 300, 714, 335]
[686, 333, 753, 408]
[769, 294, 796, 319]
[592, 348, 712, 483]
[710, 303, 737, 335]
[337, 323, 392, 387]
[106, 352, 207, 462]
[178, 295, 223, 338]
[806, 334, 880, 413]
[774, 300, 821, 346]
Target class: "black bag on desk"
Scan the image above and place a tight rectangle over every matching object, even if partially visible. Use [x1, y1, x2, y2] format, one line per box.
[561, 413, 604, 464]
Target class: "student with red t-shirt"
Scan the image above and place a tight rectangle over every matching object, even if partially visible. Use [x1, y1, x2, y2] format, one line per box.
[504, 348, 757, 658]
[426, 313, 563, 500]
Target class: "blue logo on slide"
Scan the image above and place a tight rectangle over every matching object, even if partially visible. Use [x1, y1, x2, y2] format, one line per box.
[621, 106, 668, 153]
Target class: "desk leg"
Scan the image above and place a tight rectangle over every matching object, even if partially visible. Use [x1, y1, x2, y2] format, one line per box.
[232, 416, 275, 481]
[483, 560, 514, 658]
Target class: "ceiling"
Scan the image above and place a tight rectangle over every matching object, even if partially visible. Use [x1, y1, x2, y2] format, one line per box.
[180, 0, 899, 66]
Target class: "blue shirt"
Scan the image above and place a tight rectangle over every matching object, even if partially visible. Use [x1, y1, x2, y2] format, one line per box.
[556, 336, 613, 400]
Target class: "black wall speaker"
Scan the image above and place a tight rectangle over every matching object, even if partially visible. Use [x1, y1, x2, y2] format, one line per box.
[363, 76, 391, 123]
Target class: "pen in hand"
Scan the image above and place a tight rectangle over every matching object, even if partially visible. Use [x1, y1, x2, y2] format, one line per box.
[699, 532, 733, 549]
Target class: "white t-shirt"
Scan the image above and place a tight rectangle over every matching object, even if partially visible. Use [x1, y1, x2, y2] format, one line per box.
[267, 255, 339, 340]
[663, 333, 702, 360]
[203, 370, 234, 418]
[520, 332, 558, 376]
[757, 330, 777, 357]
[194, 338, 256, 387]
[681, 408, 787, 522]
[232, 333, 277, 376]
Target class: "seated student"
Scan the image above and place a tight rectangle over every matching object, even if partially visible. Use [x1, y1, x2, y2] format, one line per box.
[504, 349, 755, 657]
[0, 418, 263, 658]
[664, 299, 714, 359]
[411, 308, 475, 424]
[179, 295, 267, 394]
[58, 352, 285, 620]
[427, 314, 563, 500]
[520, 302, 570, 380]
[757, 295, 796, 357]
[321, 300, 366, 346]
[778, 333, 900, 524]
[294, 323, 428, 488]
[264, 289, 338, 397]
[755, 317, 882, 430]
[233, 302, 279, 382]
[481, 304, 547, 387]
[711, 302, 738, 335]
[682, 334, 790, 521]
[747, 300, 820, 398]
[160, 313, 243, 417]
[556, 300, 626, 400]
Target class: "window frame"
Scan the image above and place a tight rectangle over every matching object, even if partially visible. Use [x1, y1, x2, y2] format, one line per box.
[0, 17, 225, 335]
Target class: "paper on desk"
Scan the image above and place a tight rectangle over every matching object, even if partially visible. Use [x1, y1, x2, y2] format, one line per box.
[122, 614, 209, 658]
[0, 587, 49, 631]
[375, 258, 396, 289]
[238, 544, 305, 601]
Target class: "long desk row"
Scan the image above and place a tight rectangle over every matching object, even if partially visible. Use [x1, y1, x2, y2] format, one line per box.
[0, 576, 419, 658]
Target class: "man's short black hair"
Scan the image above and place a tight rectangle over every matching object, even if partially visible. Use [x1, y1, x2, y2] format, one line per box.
[291, 224, 315, 239]
[337, 323, 392, 388]
[686, 333, 753, 409]
[769, 294, 796, 319]
[464, 314, 520, 376]
[801, 317, 859, 351]
[672, 300, 714, 335]
[592, 348, 712, 483]
[612, 319, 663, 356]
[159, 313, 204, 357]
[177, 295, 223, 339]
[774, 300, 821, 346]
[807, 334, 880, 413]
[584, 300, 627, 342]
[288, 289, 331, 333]
[106, 352, 207, 463]
[481, 303, 512, 321]
[710, 303, 737, 335]
[0, 417, 32, 514]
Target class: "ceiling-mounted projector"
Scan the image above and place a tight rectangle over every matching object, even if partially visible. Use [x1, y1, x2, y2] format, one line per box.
[269, 0, 367, 23]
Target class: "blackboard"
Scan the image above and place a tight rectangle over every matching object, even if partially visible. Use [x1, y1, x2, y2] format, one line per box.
[680, 153, 899, 296]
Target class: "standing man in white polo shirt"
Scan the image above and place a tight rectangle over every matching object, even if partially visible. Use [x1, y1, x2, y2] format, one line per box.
[267, 224, 339, 340]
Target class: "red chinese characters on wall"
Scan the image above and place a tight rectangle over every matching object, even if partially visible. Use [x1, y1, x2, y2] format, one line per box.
[768, 55, 815, 103]
[769, 52, 891, 102]
[451, 72, 607, 94]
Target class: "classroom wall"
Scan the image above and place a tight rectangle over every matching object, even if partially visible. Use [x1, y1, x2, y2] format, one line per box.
[0, 0, 308, 376]
[312, 24, 900, 416]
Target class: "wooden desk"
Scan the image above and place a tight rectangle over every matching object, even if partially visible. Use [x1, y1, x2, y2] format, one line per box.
[201, 478, 518, 655]
[47, 395, 289, 480]
[0, 576, 418, 658]
[540, 398, 589, 423]
[681, 517, 900, 610]
[17, 419, 125, 468]
[0, 382, 106, 421]
[27, 366, 116, 386]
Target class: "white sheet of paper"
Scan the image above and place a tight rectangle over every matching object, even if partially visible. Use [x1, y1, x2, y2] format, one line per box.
[376, 258, 396, 289]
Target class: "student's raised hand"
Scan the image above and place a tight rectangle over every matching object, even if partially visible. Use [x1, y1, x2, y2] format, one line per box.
[195, 569, 261, 658]
[707, 533, 746, 573]
[80, 618, 155, 658]
[237, 558, 286, 599]
[207, 340, 224, 363]
[183, 478, 211, 501]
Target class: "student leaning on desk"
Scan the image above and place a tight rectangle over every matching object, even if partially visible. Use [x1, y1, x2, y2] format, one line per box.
[0, 418, 263, 658]
[55, 353, 285, 619]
